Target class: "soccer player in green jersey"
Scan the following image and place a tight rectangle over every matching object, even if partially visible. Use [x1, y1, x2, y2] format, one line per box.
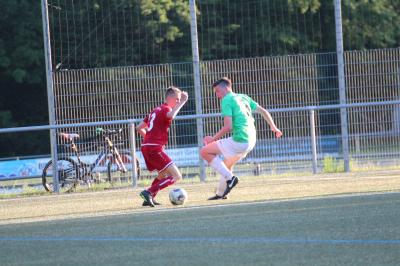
[200, 77, 283, 200]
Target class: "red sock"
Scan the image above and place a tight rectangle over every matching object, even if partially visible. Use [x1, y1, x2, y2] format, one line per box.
[151, 178, 160, 187]
[148, 176, 175, 197]
[149, 178, 161, 197]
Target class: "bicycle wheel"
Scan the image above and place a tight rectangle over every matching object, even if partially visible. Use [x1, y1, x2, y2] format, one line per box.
[42, 157, 79, 193]
[107, 151, 140, 182]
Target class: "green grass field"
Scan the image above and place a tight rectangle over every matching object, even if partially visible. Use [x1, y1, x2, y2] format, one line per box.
[1, 170, 400, 222]
[0, 171, 400, 265]
[0, 192, 399, 265]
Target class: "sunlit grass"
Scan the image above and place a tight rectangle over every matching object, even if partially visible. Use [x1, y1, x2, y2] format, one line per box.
[1, 160, 399, 200]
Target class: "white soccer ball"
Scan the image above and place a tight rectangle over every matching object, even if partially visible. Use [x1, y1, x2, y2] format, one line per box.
[169, 188, 188, 205]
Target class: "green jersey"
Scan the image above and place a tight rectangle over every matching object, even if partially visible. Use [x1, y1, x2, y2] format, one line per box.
[221, 92, 259, 143]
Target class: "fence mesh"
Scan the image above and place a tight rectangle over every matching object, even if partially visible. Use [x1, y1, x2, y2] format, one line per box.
[47, 0, 400, 70]
[49, 48, 400, 182]
[48, 0, 193, 69]
[196, 0, 328, 59]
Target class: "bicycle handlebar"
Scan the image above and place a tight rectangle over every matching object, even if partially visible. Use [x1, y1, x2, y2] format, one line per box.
[95, 127, 123, 136]
[58, 132, 80, 140]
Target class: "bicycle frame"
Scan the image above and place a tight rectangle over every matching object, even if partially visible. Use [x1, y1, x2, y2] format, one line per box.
[105, 135, 128, 173]
[42, 129, 135, 192]
[67, 133, 127, 178]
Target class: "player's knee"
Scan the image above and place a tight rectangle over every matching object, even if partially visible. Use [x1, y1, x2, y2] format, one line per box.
[174, 172, 182, 182]
[200, 147, 207, 159]
[200, 148, 213, 163]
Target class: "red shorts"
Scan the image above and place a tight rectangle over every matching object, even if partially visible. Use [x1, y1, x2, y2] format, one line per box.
[141, 145, 173, 172]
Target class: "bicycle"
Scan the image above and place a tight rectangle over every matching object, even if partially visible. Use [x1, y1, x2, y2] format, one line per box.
[42, 127, 140, 193]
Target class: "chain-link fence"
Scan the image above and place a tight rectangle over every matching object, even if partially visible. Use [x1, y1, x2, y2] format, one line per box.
[50, 48, 400, 181]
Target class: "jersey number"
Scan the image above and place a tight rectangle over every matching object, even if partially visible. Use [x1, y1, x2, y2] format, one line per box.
[239, 99, 252, 117]
[148, 113, 156, 131]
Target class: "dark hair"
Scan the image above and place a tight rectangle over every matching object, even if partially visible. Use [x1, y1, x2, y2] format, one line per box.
[212, 77, 232, 89]
[165, 86, 181, 98]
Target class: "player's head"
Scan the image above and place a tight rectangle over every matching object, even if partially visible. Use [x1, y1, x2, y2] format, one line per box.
[165, 86, 182, 107]
[212, 77, 232, 99]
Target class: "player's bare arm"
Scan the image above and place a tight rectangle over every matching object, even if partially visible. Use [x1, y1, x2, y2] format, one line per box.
[255, 106, 283, 138]
[166, 91, 189, 119]
[136, 121, 148, 138]
[203, 116, 232, 145]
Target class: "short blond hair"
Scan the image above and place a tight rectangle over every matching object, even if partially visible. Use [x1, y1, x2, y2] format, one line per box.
[165, 86, 181, 98]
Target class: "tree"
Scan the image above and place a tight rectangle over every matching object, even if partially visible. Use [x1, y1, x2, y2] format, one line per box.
[0, 0, 48, 157]
[0, 1, 45, 84]
[342, 0, 400, 50]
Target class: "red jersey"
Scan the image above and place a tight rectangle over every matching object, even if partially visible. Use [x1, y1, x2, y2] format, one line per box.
[142, 103, 172, 146]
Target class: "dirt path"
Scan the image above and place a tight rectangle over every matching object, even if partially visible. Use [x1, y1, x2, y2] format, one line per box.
[1, 171, 399, 224]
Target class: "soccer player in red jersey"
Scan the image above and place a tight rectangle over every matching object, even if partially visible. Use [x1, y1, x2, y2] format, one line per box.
[136, 86, 188, 207]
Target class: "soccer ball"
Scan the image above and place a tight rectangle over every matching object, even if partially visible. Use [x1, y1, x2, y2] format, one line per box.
[169, 188, 188, 205]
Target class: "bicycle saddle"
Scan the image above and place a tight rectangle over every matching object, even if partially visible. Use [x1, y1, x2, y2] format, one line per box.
[59, 133, 80, 140]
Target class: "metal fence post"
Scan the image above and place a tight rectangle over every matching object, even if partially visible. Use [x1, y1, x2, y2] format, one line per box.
[334, 0, 350, 172]
[41, 0, 59, 192]
[189, 0, 206, 182]
[129, 123, 137, 188]
[309, 109, 318, 174]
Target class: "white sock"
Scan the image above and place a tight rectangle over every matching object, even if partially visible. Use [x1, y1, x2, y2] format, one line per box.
[216, 175, 227, 197]
[210, 157, 233, 181]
